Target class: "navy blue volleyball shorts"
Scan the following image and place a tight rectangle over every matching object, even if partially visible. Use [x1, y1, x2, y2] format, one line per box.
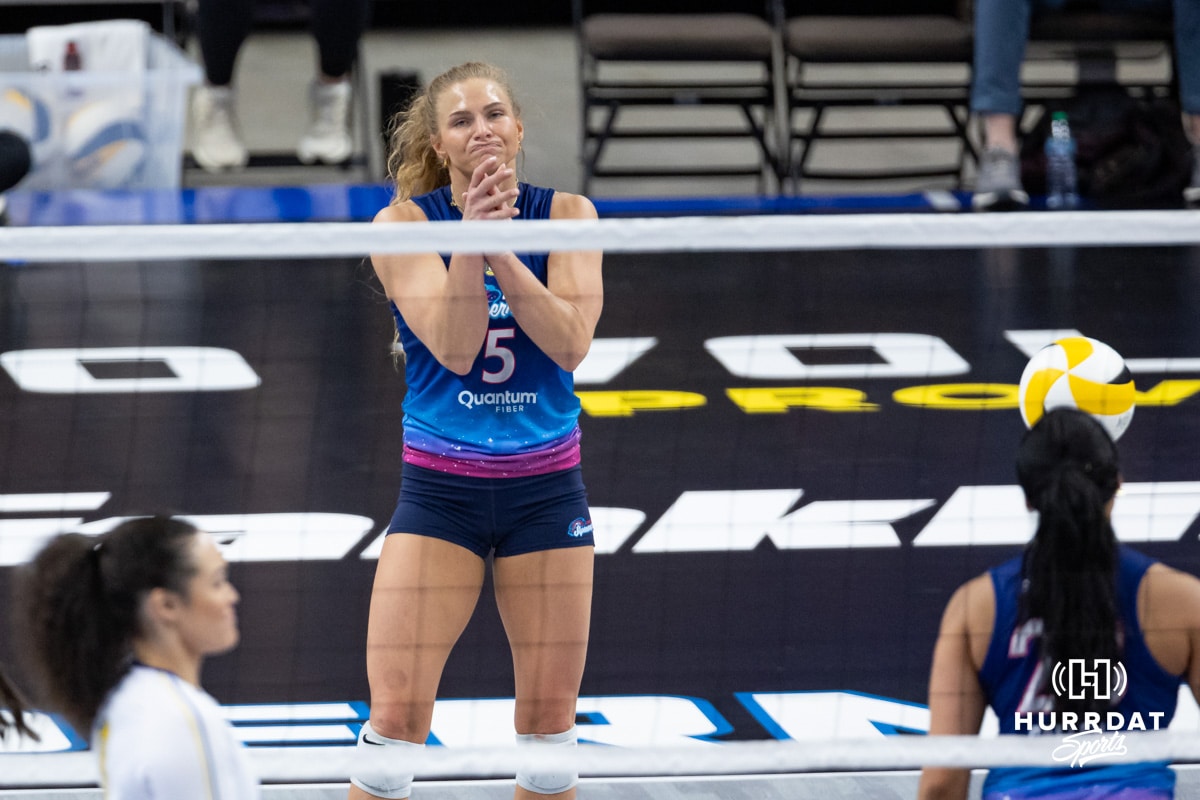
[386, 462, 595, 558]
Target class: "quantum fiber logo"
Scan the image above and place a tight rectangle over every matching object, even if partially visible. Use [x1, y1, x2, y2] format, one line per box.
[1013, 659, 1166, 768]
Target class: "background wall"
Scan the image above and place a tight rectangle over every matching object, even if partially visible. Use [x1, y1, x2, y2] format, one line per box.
[0, 0, 965, 35]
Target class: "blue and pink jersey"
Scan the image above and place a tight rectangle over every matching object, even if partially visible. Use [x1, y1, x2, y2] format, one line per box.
[979, 547, 1182, 800]
[393, 183, 582, 478]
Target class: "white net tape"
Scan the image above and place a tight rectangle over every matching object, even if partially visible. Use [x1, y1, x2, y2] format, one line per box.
[0, 210, 1199, 261]
[3, 732, 1200, 785]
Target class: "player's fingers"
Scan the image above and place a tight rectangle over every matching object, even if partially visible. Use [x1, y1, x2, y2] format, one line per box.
[468, 157, 499, 189]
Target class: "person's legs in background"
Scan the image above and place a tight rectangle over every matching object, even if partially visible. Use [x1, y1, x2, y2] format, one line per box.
[1171, 0, 1200, 205]
[969, 0, 1044, 210]
[192, 0, 255, 171]
[1098, 0, 1198, 205]
[298, 0, 372, 164]
[971, 0, 1195, 209]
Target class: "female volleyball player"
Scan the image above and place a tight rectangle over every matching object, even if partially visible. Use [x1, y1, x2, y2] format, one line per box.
[918, 408, 1200, 800]
[351, 61, 603, 800]
[15, 516, 258, 798]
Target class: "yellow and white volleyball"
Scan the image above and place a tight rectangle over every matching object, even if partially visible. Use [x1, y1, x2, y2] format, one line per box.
[0, 88, 52, 146]
[63, 97, 147, 188]
[1018, 336, 1136, 441]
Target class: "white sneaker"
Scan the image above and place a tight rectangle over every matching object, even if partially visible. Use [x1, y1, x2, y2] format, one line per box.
[191, 86, 248, 172]
[1185, 145, 1200, 209]
[297, 80, 354, 165]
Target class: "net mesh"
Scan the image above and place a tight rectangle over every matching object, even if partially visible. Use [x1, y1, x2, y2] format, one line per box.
[2, 211, 1200, 790]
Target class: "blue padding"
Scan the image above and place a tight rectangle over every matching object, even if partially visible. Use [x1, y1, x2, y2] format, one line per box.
[593, 192, 963, 216]
[3, 183, 974, 226]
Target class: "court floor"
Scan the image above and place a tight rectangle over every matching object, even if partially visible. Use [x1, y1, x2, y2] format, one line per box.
[1, 24, 1198, 795]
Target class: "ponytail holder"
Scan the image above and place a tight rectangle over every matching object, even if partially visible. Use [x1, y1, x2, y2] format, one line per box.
[90, 539, 107, 591]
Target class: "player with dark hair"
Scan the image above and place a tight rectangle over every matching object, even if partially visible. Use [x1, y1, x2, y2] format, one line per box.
[14, 516, 258, 798]
[919, 408, 1200, 800]
[0, 129, 32, 225]
[0, 129, 31, 191]
[352, 62, 603, 800]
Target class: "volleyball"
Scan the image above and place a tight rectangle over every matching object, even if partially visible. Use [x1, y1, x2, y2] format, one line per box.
[0, 88, 52, 146]
[63, 97, 147, 188]
[1018, 336, 1136, 441]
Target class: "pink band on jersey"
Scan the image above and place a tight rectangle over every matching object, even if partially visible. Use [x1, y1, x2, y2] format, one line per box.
[403, 428, 582, 478]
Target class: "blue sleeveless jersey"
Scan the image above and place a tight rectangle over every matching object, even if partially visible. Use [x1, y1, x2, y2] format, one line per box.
[392, 183, 582, 477]
[979, 546, 1182, 800]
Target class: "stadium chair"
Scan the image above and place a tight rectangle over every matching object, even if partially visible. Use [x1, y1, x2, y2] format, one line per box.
[777, 0, 976, 192]
[572, 0, 783, 194]
[777, 0, 1176, 194]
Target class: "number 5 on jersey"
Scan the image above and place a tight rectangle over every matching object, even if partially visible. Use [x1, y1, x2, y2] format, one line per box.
[483, 328, 516, 383]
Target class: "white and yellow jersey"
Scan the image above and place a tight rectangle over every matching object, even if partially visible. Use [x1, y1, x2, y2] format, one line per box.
[93, 664, 259, 800]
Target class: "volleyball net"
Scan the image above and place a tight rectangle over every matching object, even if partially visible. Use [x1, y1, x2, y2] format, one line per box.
[2, 210, 1200, 791]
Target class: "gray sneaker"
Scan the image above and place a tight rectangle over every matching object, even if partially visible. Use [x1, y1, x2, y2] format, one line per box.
[972, 146, 1030, 211]
[1185, 146, 1200, 209]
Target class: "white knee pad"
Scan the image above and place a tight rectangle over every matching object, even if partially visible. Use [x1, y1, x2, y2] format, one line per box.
[350, 721, 423, 799]
[515, 725, 578, 795]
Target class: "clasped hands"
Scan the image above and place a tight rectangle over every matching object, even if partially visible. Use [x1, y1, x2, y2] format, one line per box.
[456, 156, 520, 222]
[456, 156, 520, 268]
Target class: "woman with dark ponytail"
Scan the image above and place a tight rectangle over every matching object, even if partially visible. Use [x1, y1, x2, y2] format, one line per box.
[919, 408, 1200, 800]
[14, 516, 258, 798]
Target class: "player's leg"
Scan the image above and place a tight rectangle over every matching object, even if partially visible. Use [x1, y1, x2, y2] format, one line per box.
[300, 0, 368, 163]
[970, 0, 1036, 210]
[191, 0, 254, 171]
[493, 545, 594, 800]
[1171, 0, 1200, 205]
[349, 532, 486, 800]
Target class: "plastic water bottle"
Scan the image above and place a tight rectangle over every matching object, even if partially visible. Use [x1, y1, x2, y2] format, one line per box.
[62, 41, 82, 71]
[1044, 111, 1079, 210]
[63, 40, 83, 100]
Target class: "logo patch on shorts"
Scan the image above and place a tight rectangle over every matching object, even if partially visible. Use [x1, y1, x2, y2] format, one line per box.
[567, 517, 593, 538]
